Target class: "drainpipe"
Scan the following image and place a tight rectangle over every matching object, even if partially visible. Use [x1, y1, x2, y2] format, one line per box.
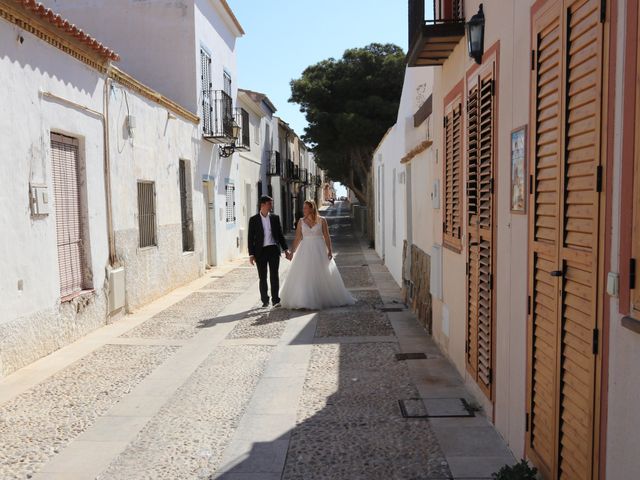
[103, 65, 117, 266]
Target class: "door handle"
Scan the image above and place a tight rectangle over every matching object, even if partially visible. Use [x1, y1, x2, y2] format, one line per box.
[550, 270, 563, 277]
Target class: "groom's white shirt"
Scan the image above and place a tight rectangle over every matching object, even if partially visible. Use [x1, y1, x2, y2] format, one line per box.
[260, 212, 276, 247]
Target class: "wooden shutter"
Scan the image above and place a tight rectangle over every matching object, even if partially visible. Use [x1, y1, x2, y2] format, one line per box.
[558, 1, 602, 478]
[444, 103, 462, 250]
[527, 1, 604, 478]
[528, 4, 563, 476]
[466, 69, 495, 399]
[631, 4, 640, 319]
[51, 133, 85, 298]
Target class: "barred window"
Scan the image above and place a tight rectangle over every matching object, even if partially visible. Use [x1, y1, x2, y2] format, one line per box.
[225, 184, 236, 223]
[200, 49, 212, 135]
[137, 181, 157, 248]
[179, 160, 194, 252]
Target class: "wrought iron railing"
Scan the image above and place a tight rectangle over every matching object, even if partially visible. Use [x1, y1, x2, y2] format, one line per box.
[235, 107, 250, 151]
[286, 159, 294, 181]
[268, 151, 281, 176]
[408, 0, 465, 48]
[202, 90, 234, 141]
[301, 168, 309, 185]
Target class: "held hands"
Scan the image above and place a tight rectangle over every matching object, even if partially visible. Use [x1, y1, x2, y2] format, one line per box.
[284, 250, 293, 261]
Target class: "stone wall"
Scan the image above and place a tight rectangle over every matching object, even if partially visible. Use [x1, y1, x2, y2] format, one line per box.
[403, 241, 432, 333]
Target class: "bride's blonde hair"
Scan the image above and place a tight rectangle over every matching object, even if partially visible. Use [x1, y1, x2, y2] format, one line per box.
[304, 200, 318, 224]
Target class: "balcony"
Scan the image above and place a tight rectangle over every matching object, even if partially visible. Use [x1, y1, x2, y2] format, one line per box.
[407, 0, 466, 67]
[301, 168, 309, 185]
[268, 151, 281, 176]
[234, 108, 250, 151]
[316, 176, 322, 187]
[202, 90, 235, 143]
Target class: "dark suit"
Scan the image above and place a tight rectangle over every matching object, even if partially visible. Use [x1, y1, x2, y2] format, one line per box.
[248, 213, 288, 305]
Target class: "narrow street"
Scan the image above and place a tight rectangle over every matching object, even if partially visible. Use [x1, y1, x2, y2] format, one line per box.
[0, 203, 513, 480]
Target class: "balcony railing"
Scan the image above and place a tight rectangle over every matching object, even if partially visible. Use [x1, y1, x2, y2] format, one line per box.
[408, 0, 465, 67]
[202, 90, 235, 143]
[316, 176, 322, 187]
[235, 107, 250, 151]
[301, 168, 309, 185]
[285, 159, 295, 181]
[268, 151, 281, 176]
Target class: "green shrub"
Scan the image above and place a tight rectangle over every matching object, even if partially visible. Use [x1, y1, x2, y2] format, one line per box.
[492, 459, 538, 480]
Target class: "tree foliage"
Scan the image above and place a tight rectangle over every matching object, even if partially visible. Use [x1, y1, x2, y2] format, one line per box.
[289, 43, 405, 203]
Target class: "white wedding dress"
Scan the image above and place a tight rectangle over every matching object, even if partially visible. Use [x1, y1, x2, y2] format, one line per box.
[280, 221, 355, 310]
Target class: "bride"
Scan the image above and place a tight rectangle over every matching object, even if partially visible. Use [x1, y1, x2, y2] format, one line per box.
[280, 200, 355, 310]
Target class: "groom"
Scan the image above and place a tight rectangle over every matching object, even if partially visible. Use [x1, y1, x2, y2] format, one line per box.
[248, 196, 291, 307]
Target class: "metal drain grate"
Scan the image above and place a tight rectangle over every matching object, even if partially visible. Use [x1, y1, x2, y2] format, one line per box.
[399, 398, 475, 418]
[395, 352, 428, 361]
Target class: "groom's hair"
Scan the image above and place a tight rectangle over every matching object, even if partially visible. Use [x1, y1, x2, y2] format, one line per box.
[259, 195, 273, 205]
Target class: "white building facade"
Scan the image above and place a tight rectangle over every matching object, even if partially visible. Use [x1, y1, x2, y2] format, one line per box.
[0, 1, 201, 378]
[44, 0, 246, 267]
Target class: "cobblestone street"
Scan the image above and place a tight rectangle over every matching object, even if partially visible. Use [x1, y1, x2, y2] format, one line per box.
[0, 203, 513, 480]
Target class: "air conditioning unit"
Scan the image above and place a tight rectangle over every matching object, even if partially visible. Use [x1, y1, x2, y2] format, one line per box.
[108, 267, 125, 313]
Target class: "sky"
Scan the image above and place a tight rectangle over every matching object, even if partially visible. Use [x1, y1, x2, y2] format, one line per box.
[227, 0, 408, 138]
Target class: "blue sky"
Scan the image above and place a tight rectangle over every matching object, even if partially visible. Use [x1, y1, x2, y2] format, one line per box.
[227, 0, 408, 137]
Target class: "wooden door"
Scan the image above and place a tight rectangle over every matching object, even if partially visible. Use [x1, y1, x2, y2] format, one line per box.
[466, 67, 495, 399]
[527, 1, 604, 478]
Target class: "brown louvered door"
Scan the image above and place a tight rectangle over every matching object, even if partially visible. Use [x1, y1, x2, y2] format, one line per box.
[466, 69, 495, 399]
[528, 1, 604, 478]
[558, 1, 602, 478]
[528, 3, 563, 477]
[444, 103, 462, 251]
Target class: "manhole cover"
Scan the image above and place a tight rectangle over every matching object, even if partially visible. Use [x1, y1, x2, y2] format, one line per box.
[395, 352, 428, 361]
[399, 398, 475, 418]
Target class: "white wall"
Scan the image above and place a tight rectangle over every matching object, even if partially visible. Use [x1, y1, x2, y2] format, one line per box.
[374, 122, 405, 286]
[44, 0, 198, 111]
[108, 83, 203, 310]
[0, 20, 109, 377]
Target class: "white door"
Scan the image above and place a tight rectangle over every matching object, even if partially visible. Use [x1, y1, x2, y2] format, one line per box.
[203, 180, 217, 266]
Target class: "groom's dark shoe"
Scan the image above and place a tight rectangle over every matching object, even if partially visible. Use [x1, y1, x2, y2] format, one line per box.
[273, 302, 282, 308]
[262, 300, 270, 308]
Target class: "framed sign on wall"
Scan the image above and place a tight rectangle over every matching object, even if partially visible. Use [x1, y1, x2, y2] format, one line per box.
[510, 126, 527, 214]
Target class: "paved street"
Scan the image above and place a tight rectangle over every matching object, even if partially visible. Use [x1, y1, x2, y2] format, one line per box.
[0, 203, 513, 480]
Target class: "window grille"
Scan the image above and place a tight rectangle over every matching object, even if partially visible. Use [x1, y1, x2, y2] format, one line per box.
[137, 181, 157, 247]
[179, 160, 194, 251]
[201, 49, 213, 135]
[51, 133, 86, 298]
[225, 184, 236, 223]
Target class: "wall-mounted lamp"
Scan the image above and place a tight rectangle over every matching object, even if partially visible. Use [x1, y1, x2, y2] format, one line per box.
[218, 119, 241, 158]
[126, 114, 136, 139]
[466, 4, 485, 65]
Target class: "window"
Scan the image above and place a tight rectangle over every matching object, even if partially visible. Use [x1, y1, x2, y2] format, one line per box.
[179, 160, 194, 252]
[241, 108, 250, 147]
[200, 49, 212, 135]
[223, 71, 232, 97]
[225, 184, 236, 223]
[443, 101, 462, 251]
[51, 133, 89, 298]
[137, 181, 157, 248]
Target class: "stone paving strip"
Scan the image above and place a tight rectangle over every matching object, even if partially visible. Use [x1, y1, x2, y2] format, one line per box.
[97, 345, 272, 480]
[282, 342, 452, 480]
[226, 306, 290, 340]
[0, 344, 177, 480]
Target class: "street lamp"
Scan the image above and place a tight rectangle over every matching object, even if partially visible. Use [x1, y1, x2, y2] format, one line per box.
[466, 4, 485, 65]
[219, 119, 241, 158]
